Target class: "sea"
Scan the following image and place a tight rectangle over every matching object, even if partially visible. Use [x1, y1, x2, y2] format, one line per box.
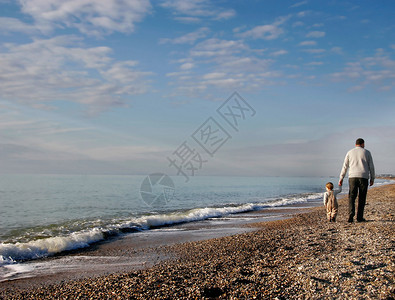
[0, 174, 391, 282]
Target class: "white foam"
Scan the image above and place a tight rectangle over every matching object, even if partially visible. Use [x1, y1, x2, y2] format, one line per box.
[123, 192, 321, 230]
[0, 228, 104, 264]
[0, 263, 36, 281]
[374, 180, 394, 187]
[123, 204, 258, 230]
[0, 192, 323, 265]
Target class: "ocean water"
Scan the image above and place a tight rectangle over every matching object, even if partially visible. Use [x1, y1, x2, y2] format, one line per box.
[0, 174, 390, 270]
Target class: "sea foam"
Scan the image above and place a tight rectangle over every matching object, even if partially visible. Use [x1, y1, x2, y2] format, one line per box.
[0, 192, 322, 265]
[0, 228, 104, 264]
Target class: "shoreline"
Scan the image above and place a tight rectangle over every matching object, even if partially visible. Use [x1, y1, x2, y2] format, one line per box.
[0, 200, 322, 288]
[1, 182, 394, 299]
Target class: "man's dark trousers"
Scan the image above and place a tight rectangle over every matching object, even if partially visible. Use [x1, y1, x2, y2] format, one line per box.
[348, 178, 369, 221]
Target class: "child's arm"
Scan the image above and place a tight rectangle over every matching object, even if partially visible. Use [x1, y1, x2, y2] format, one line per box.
[334, 185, 342, 196]
[323, 192, 328, 206]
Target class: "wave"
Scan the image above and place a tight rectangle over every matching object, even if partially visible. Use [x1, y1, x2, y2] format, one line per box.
[0, 192, 322, 265]
[0, 228, 104, 265]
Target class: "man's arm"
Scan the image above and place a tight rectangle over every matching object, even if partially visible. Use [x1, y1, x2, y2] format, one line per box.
[368, 150, 375, 186]
[339, 153, 349, 186]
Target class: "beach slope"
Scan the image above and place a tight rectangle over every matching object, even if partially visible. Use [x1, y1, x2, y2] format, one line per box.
[1, 183, 394, 299]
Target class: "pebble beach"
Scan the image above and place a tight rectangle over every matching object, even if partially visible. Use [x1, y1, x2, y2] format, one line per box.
[1, 182, 394, 299]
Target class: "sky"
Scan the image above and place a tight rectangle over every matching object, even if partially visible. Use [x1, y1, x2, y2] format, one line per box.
[0, 0, 394, 178]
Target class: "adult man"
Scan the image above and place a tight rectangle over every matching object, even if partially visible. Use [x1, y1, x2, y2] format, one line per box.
[339, 138, 375, 223]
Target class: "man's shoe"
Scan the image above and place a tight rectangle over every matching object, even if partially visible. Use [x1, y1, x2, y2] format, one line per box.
[347, 217, 353, 223]
[357, 218, 366, 222]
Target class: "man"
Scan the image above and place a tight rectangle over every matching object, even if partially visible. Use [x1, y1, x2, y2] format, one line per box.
[339, 138, 375, 223]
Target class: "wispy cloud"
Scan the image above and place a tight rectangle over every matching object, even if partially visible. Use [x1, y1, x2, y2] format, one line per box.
[159, 27, 210, 45]
[299, 40, 317, 46]
[331, 50, 395, 92]
[305, 61, 324, 66]
[165, 37, 282, 98]
[0, 103, 168, 174]
[292, 21, 304, 27]
[0, 17, 41, 35]
[270, 50, 288, 56]
[17, 0, 152, 36]
[0, 36, 152, 114]
[161, 0, 235, 22]
[190, 38, 248, 57]
[302, 48, 326, 54]
[237, 16, 289, 40]
[306, 31, 326, 38]
[289, 1, 308, 9]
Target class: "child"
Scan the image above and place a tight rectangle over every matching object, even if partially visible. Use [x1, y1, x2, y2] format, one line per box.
[323, 182, 342, 222]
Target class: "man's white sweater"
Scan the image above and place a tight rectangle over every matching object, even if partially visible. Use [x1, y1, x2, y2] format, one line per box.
[340, 146, 375, 180]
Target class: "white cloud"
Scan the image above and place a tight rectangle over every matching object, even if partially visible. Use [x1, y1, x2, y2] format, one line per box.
[270, 50, 288, 56]
[298, 40, 317, 46]
[215, 10, 236, 20]
[165, 37, 281, 98]
[0, 36, 152, 114]
[0, 132, 165, 174]
[0, 17, 41, 35]
[331, 52, 395, 92]
[221, 127, 395, 177]
[292, 21, 304, 27]
[0, 101, 170, 174]
[202, 72, 226, 80]
[241, 24, 283, 40]
[190, 38, 247, 57]
[305, 61, 323, 66]
[289, 1, 308, 8]
[378, 86, 392, 91]
[238, 16, 289, 40]
[302, 49, 326, 54]
[180, 62, 194, 70]
[18, 0, 152, 36]
[161, 0, 235, 22]
[159, 27, 209, 45]
[306, 31, 326, 38]
[297, 10, 311, 17]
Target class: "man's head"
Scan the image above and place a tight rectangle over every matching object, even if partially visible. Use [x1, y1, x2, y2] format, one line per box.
[356, 138, 365, 148]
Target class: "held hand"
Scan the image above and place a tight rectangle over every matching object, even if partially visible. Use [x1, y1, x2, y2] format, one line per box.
[338, 179, 343, 186]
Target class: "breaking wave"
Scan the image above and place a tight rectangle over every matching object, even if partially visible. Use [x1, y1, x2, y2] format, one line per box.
[0, 192, 322, 265]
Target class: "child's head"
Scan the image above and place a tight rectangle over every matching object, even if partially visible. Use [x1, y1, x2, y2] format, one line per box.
[326, 182, 334, 191]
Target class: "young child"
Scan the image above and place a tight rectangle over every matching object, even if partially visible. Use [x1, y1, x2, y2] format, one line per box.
[323, 182, 342, 222]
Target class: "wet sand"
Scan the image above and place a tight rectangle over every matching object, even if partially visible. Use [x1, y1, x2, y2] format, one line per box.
[1, 182, 394, 299]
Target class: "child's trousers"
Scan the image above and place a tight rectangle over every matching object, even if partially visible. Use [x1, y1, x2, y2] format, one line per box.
[326, 200, 338, 221]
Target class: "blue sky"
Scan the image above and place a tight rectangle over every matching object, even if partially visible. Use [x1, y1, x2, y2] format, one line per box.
[0, 0, 394, 177]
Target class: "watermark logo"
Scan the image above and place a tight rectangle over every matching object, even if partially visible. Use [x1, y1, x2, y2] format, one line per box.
[140, 173, 175, 207]
[191, 117, 231, 157]
[139, 92, 256, 207]
[217, 92, 256, 131]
